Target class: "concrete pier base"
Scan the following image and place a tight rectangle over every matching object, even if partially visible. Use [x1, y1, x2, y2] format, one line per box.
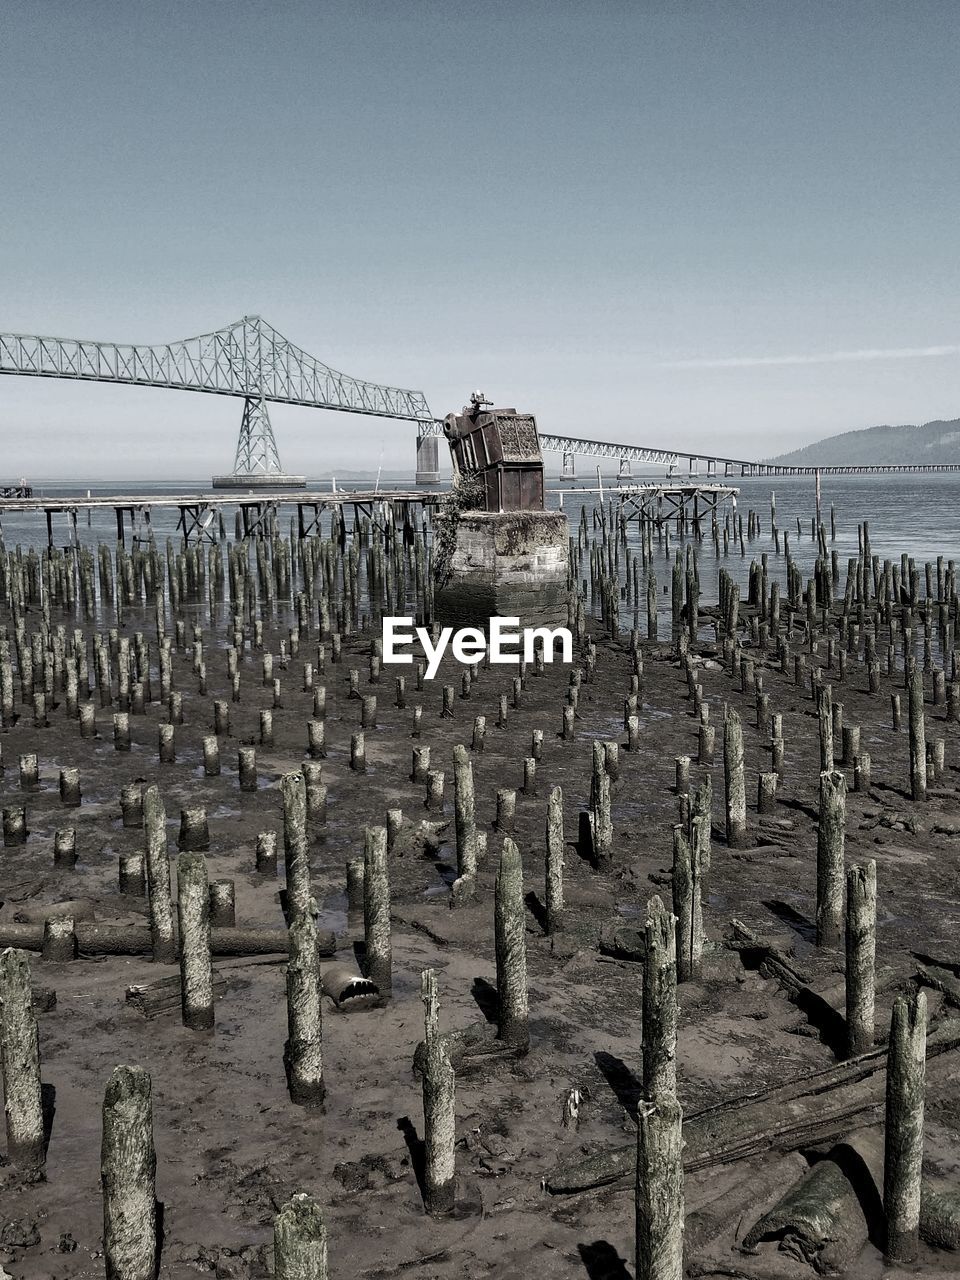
[435, 510, 569, 627]
[211, 473, 307, 490]
[416, 435, 440, 485]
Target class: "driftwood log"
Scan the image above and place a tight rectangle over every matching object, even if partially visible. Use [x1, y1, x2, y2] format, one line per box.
[740, 1130, 883, 1274]
[126, 970, 230, 1018]
[0, 923, 337, 957]
[545, 1018, 960, 1194]
[412, 1020, 524, 1078]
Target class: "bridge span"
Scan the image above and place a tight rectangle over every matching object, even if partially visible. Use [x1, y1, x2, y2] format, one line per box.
[0, 315, 433, 486]
[2, 315, 958, 483]
[418, 419, 960, 481]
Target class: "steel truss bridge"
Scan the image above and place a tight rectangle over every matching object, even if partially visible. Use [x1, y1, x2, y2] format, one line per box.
[417, 420, 960, 480]
[2, 315, 958, 482]
[0, 315, 434, 484]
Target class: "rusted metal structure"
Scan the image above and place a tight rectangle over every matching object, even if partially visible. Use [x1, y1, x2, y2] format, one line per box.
[443, 395, 545, 513]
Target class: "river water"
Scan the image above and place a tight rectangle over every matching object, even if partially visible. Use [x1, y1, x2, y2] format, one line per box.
[2, 471, 957, 609]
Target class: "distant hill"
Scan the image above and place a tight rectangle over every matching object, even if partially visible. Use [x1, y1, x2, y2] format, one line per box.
[768, 419, 960, 466]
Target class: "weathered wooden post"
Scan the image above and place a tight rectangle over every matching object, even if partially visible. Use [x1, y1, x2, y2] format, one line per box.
[0, 947, 45, 1177]
[282, 771, 311, 919]
[238, 746, 257, 791]
[452, 744, 477, 878]
[495, 837, 529, 1051]
[817, 682, 833, 772]
[884, 990, 927, 1263]
[176, 853, 214, 1030]
[642, 895, 677, 1100]
[723, 706, 747, 848]
[845, 860, 876, 1058]
[908, 667, 926, 801]
[635, 1094, 684, 1280]
[177, 805, 210, 852]
[101, 1064, 157, 1280]
[816, 769, 846, 947]
[420, 968, 456, 1215]
[144, 785, 176, 964]
[274, 1193, 328, 1280]
[671, 826, 703, 982]
[284, 911, 325, 1108]
[545, 785, 564, 933]
[363, 825, 391, 993]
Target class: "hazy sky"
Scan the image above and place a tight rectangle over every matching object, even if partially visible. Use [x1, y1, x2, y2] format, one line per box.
[2, 0, 959, 479]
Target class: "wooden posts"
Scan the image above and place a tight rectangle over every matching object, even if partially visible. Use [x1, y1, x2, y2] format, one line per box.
[101, 1065, 157, 1280]
[671, 826, 703, 982]
[642, 896, 677, 1100]
[143, 785, 176, 964]
[176, 853, 214, 1030]
[420, 968, 456, 1215]
[884, 990, 927, 1263]
[495, 788, 516, 834]
[363, 826, 391, 993]
[177, 805, 210, 852]
[452, 744, 477, 878]
[815, 768, 846, 947]
[256, 831, 278, 876]
[0, 947, 45, 1177]
[817, 682, 833, 771]
[845, 860, 876, 1058]
[411, 746, 430, 782]
[589, 739, 613, 863]
[757, 771, 778, 814]
[282, 772, 311, 919]
[545, 785, 564, 933]
[284, 911, 325, 1108]
[908, 667, 926, 801]
[3, 805, 27, 846]
[238, 746, 257, 791]
[635, 1095, 684, 1280]
[723, 706, 747, 848]
[59, 765, 81, 806]
[495, 837, 528, 1051]
[424, 769, 445, 812]
[274, 1193, 328, 1280]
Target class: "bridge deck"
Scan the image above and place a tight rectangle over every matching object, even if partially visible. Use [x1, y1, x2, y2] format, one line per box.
[0, 488, 445, 513]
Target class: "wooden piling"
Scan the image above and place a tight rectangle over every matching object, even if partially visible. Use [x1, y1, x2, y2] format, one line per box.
[274, 1193, 328, 1280]
[101, 1065, 157, 1280]
[0, 947, 45, 1177]
[495, 837, 528, 1051]
[143, 785, 176, 964]
[884, 990, 927, 1263]
[545, 785, 564, 933]
[284, 911, 325, 1108]
[363, 826, 391, 993]
[845, 860, 876, 1058]
[642, 895, 677, 1101]
[635, 1094, 684, 1280]
[176, 853, 214, 1030]
[723, 707, 747, 848]
[420, 968, 456, 1215]
[816, 769, 846, 948]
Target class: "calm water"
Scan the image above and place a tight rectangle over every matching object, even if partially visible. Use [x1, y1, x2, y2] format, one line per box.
[2, 470, 958, 609]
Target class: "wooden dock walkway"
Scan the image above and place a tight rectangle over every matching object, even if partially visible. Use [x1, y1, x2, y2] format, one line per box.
[0, 488, 446, 546]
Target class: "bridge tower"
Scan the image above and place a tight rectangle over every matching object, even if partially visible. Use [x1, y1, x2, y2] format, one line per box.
[212, 392, 307, 488]
[415, 426, 440, 484]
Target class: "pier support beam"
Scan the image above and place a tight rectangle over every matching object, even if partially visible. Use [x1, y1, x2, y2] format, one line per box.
[415, 433, 440, 485]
